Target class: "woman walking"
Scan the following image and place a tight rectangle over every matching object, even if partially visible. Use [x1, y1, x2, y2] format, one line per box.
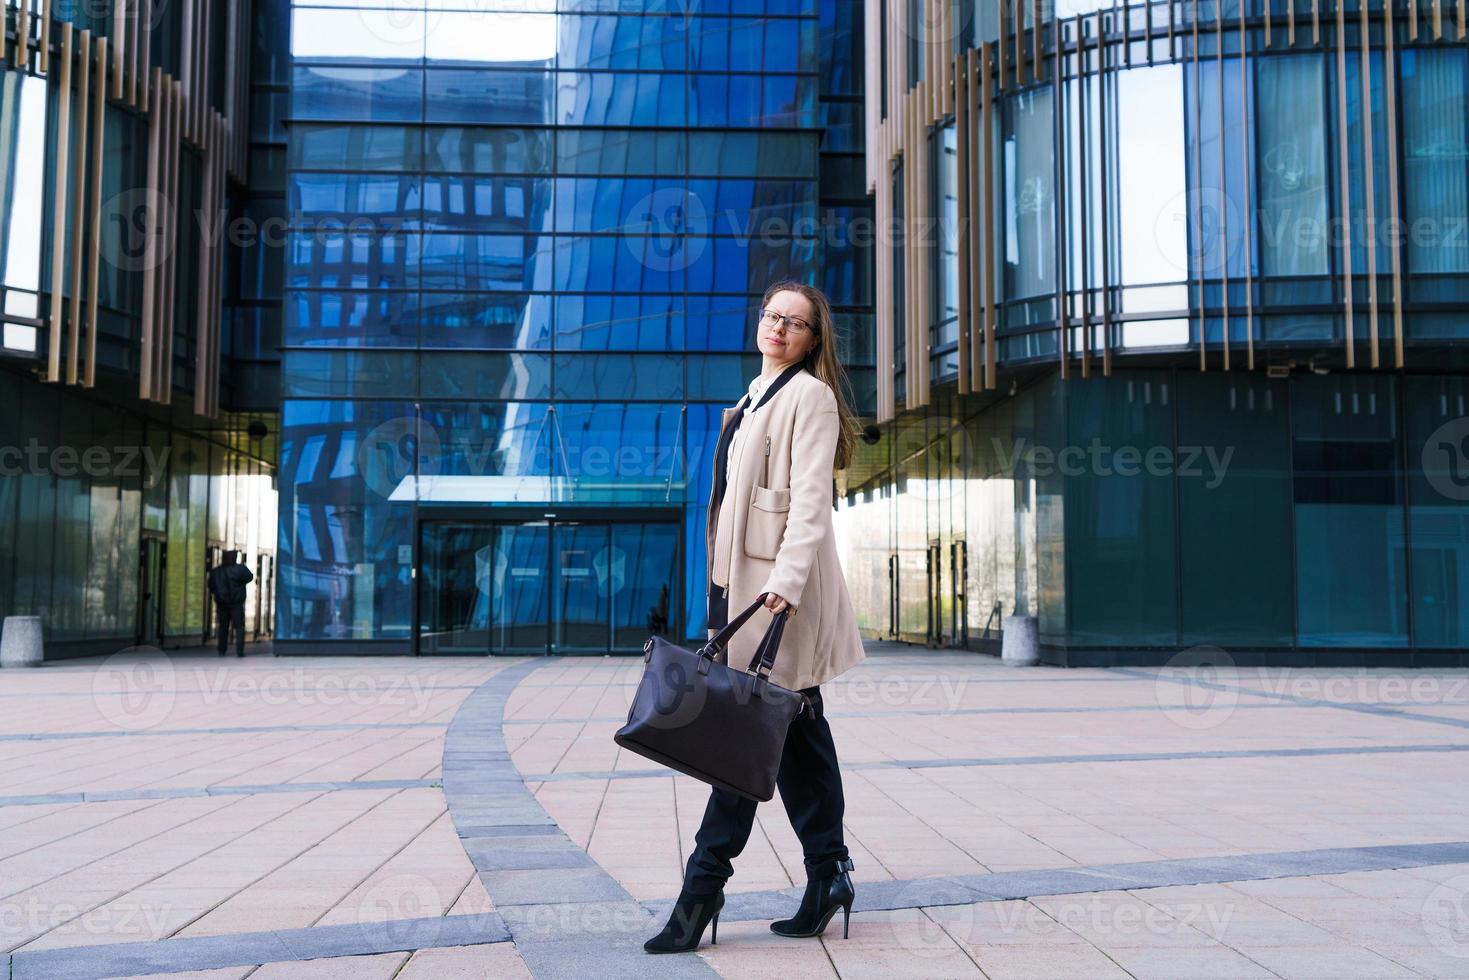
[644, 281, 868, 954]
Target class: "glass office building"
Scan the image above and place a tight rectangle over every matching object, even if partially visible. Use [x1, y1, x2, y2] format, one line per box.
[0, 0, 279, 656]
[845, 0, 1469, 663]
[277, 0, 876, 652]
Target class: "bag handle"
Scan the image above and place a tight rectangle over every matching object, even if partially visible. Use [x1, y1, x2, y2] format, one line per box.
[697, 593, 804, 712]
[700, 592, 787, 668]
[744, 606, 787, 678]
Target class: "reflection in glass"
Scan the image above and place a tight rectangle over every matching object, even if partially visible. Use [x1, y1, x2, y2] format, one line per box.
[426, 13, 557, 65]
[1292, 377, 1408, 646]
[418, 522, 494, 653]
[497, 522, 550, 653]
[612, 522, 679, 647]
[1401, 49, 1469, 274]
[1256, 56, 1328, 276]
[1404, 377, 1469, 648]
[561, 13, 686, 70]
[291, 9, 424, 61]
[1, 74, 45, 310]
[553, 522, 610, 651]
[277, 400, 416, 640]
[1116, 65, 1186, 286]
[292, 66, 423, 122]
[557, 71, 687, 126]
[425, 69, 555, 125]
[1003, 87, 1055, 301]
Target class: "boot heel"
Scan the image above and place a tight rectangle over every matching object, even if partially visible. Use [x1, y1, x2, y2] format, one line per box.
[842, 902, 851, 938]
[711, 911, 719, 945]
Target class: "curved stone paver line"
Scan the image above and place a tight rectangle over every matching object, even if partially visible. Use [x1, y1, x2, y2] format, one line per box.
[441, 657, 720, 979]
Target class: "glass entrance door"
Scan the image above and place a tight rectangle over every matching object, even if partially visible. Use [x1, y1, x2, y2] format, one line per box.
[419, 523, 494, 654]
[137, 536, 166, 647]
[496, 523, 551, 653]
[553, 523, 610, 652]
[418, 518, 677, 655]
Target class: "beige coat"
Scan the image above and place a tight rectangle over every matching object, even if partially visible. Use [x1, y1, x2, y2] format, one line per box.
[704, 368, 866, 691]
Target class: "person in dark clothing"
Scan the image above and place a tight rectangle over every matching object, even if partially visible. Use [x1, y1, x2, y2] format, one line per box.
[208, 551, 254, 657]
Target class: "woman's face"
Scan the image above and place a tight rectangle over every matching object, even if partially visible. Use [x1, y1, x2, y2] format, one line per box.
[756, 290, 819, 365]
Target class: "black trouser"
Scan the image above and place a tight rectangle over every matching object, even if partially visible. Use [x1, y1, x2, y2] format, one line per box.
[682, 685, 850, 895]
[216, 602, 246, 655]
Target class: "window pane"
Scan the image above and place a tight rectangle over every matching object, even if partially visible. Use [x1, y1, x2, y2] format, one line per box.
[290, 124, 423, 172]
[1002, 86, 1055, 301]
[291, 9, 424, 61]
[1061, 374, 1179, 646]
[425, 69, 555, 124]
[425, 127, 553, 174]
[557, 71, 687, 125]
[277, 400, 417, 640]
[1401, 49, 1469, 274]
[559, 13, 686, 69]
[557, 128, 685, 175]
[1177, 376, 1294, 645]
[422, 176, 552, 232]
[1117, 65, 1186, 286]
[425, 12, 556, 66]
[1292, 376, 1409, 646]
[285, 290, 419, 347]
[292, 66, 423, 123]
[552, 353, 684, 400]
[1404, 376, 1469, 648]
[1256, 56, 1329, 276]
[554, 294, 684, 350]
[418, 292, 552, 349]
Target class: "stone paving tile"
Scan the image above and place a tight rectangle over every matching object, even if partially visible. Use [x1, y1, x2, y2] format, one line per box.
[1237, 943, 1424, 978]
[690, 918, 839, 978]
[248, 951, 410, 979]
[395, 942, 534, 979]
[818, 908, 988, 978]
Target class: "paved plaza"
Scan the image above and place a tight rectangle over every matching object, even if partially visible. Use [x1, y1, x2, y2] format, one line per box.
[1, 644, 1468, 978]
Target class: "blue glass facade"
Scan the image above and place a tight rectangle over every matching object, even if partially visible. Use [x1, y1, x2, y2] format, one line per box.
[278, 0, 876, 650]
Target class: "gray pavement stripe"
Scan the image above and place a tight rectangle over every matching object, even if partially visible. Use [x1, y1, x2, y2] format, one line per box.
[0, 722, 450, 743]
[501, 700, 1323, 726]
[6, 912, 511, 980]
[1120, 666, 1469, 731]
[655, 840, 1469, 924]
[442, 657, 720, 979]
[0, 684, 491, 696]
[517, 741, 1469, 783]
[0, 779, 439, 808]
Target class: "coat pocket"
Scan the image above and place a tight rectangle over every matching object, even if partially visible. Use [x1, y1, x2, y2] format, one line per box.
[744, 485, 791, 560]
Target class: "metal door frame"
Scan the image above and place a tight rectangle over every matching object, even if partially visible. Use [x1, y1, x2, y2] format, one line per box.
[137, 533, 167, 648]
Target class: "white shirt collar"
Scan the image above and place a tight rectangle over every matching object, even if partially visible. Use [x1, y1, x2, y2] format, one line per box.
[747, 367, 786, 407]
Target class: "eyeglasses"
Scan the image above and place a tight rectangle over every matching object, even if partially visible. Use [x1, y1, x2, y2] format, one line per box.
[758, 308, 813, 335]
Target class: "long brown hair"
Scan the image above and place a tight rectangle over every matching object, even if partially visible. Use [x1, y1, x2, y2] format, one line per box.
[761, 280, 859, 471]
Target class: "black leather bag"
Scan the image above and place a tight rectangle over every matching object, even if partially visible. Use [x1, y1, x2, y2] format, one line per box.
[614, 593, 809, 802]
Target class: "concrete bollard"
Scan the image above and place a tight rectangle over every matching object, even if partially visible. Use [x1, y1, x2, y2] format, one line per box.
[1000, 615, 1040, 667]
[0, 616, 44, 667]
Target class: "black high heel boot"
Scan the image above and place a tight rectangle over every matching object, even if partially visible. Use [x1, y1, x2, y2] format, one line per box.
[771, 858, 855, 939]
[644, 887, 724, 953]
